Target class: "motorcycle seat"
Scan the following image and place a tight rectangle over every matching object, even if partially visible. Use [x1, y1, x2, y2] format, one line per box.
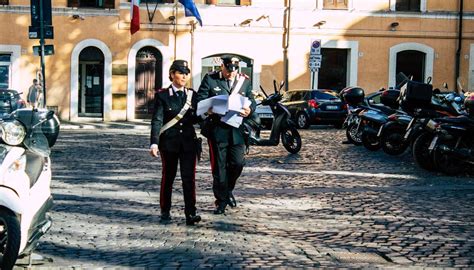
[437, 115, 474, 126]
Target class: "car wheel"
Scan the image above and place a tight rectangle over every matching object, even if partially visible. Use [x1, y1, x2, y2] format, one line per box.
[296, 113, 310, 129]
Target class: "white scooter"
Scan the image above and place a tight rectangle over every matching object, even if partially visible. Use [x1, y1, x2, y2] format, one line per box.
[0, 108, 60, 270]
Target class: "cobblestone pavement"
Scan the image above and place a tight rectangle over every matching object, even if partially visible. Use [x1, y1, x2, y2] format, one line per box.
[14, 125, 474, 269]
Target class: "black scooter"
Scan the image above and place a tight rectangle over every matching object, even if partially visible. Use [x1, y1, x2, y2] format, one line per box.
[243, 81, 302, 154]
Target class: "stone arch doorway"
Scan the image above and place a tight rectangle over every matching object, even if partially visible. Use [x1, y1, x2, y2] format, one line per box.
[135, 46, 163, 118]
[396, 50, 426, 83]
[78, 46, 104, 117]
[389, 43, 434, 88]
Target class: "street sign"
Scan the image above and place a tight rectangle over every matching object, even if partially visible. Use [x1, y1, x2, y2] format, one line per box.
[310, 39, 321, 55]
[309, 39, 322, 72]
[29, 25, 54, 39]
[30, 0, 52, 27]
[33, 45, 54, 56]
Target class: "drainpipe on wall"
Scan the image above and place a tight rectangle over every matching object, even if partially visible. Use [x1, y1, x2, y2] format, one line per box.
[283, 0, 291, 92]
[455, 0, 463, 92]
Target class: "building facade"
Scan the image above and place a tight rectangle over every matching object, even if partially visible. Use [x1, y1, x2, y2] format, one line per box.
[0, 0, 473, 121]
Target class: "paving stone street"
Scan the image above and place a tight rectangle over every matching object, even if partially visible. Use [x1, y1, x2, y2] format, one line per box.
[14, 124, 474, 269]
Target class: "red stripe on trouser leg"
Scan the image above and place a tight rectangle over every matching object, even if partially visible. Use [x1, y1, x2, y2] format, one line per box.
[208, 139, 216, 175]
[159, 151, 167, 211]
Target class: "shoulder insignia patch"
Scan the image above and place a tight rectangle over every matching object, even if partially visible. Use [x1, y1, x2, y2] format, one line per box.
[239, 73, 250, 79]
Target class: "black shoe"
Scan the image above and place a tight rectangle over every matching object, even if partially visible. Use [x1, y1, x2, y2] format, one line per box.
[186, 214, 202, 226]
[213, 204, 226, 215]
[160, 212, 171, 223]
[341, 140, 352, 144]
[228, 193, 237, 208]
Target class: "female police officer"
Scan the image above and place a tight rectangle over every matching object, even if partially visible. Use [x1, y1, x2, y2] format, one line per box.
[149, 60, 201, 226]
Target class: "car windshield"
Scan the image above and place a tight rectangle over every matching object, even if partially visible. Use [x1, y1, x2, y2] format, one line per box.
[311, 91, 338, 100]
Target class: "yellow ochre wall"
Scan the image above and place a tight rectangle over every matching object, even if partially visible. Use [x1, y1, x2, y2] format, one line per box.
[0, 0, 473, 120]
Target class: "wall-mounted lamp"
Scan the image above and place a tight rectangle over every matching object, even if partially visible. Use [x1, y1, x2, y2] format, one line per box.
[238, 18, 253, 27]
[313, 20, 326, 29]
[390, 22, 399, 31]
[71, 14, 85, 20]
[256, 15, 269, 22]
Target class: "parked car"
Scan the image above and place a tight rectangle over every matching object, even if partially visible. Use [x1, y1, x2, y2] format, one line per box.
[0, 89, 27, 116]
[281, 89, 347, 129]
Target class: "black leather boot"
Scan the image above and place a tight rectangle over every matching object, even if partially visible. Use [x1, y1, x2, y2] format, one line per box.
[186, 214, 202, 226]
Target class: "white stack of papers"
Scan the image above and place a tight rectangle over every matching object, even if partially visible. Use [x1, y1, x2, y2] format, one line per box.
[197, 94, 251, 128]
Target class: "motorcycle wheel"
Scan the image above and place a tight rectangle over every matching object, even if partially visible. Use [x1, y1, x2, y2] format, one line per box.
[412, 132, 436, 171]
[361, 130, 381, 151]
[346, 122, 363, 146]
[296, 113, 310, 129]
[0, 208, 21, 270]
[380, 125, 408, 156]
[281, 127, 302, 154]
[433, 139, 465, 175]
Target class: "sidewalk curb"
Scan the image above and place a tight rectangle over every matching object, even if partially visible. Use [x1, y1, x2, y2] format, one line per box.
[59, 120, 151, 130]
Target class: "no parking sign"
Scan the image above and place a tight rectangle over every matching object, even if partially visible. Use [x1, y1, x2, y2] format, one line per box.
[309, 39, 322, 72]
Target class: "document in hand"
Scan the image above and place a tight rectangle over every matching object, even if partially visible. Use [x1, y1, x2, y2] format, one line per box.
[228, 94, 251, 113]
[197, 95, 229, 116]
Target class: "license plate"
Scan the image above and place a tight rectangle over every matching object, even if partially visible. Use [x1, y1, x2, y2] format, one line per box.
[259, 113, 273, 118]
[428, 136, 438, 151]
[376, 125, 384, 137]
[326, 105, 339, 110]
[426, 119, 437, 131]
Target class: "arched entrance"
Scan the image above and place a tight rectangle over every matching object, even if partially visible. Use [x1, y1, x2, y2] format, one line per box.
[396, 50, 426, 83]
[78, 46, 104, 117]
[135, 47, 162, 118]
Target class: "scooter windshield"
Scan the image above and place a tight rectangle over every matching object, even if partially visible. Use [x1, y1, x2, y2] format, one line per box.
[23, 128, 50, 157]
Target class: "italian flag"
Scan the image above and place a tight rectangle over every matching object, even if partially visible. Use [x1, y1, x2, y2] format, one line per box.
[130, 0, 140, 35]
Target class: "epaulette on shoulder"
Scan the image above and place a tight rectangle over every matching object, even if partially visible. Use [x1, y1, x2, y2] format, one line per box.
[156, 88, 167, 93]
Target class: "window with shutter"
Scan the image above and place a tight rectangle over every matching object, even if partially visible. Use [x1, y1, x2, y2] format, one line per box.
[396, 0, 420, 11]
[104, 0, 114, 8]
[323, 0, 347, 10]
[205, 0, 246, 5]
[67, 0, 117, 8]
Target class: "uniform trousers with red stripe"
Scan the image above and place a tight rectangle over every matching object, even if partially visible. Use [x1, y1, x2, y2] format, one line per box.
[208, 140, 246, 207]
[159, 147, 197, 216]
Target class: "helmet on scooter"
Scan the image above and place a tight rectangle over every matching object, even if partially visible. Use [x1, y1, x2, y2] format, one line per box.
[464, 94, 474, 117]
[340, 86, 365, 106]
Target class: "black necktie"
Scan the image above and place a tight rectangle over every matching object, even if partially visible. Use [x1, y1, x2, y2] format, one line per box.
[227, 80, 232, 90]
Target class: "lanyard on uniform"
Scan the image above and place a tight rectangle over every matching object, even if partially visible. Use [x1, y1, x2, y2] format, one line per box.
[159, 90, 194, 136]
[230, 75, 246, 95]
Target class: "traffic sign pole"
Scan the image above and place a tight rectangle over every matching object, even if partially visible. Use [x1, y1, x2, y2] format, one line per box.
[39, 0, 46, 107]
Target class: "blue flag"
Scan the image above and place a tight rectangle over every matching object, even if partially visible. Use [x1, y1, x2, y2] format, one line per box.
[179, 0, 202, 26]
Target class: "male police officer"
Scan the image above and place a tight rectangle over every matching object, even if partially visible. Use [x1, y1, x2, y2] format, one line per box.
[150, 60, 201, 225]
[197, 55, 256, 214]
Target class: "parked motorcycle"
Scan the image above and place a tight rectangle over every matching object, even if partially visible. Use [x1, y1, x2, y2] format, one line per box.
[0, 108, 60, 269]
[422, 95, 474, 175]
[380, 91, 464, 156]
[244, 80, 302, 154]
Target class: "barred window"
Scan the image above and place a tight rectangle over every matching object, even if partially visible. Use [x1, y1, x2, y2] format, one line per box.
[396, 0, 420, 12]
[68, 0, 114, 8]
[323, 0, 348, 10]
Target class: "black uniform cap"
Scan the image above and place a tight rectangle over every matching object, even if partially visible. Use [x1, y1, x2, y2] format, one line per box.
[221, 55, 240, 72]
[170, 60, 191, 74]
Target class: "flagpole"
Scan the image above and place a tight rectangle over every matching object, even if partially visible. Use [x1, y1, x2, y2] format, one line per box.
[173, 0, 178, 60]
